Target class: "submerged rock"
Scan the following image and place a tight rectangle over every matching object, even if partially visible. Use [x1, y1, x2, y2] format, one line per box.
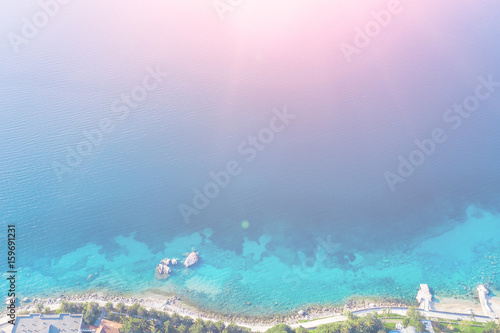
[184, 252, 200, 268]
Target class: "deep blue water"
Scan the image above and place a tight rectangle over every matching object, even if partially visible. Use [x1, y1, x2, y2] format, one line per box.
[1, 0, 500, 316]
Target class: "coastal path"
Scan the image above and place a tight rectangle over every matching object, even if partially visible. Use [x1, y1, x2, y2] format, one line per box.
[289, 307, 496, 330]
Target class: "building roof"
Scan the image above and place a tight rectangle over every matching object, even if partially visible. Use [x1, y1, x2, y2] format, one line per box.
[96, 319, 122, 333]
[13, 313, 83, 333]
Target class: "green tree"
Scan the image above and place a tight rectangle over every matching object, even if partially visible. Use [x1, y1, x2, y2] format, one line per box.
[57, 301, 68, 314]
[224, 322, 249, 333]
[116, 302, 126, 315]
[484, 321, 500, 333]
[148, 319, 159, 333]
[35, 303, 44, 313]
[343, 310, 357, 322]
[406, 307, 418, 319]
[406, 306, 423, 330]
[104, 302, 114, 312]
[415, 321, 425, 333]
[188, 321, 205, 333]
[43, 307, 51, 314]
[171, 313, 182, 326]
[265, 324, 293, 333]
[182, 316, 194, 327]
[82, 302, 100, 325]
[121, 317, 142, 333]
[459, 319, 473, 333]
[121, 317, 149, 333]
[137, 306, 148, 318]
[163, 320, 174, 333]
[149, 309, 160, 320]
[128, 303, 140, 316]
[107, 312, 122, 323]
[214, 320, 226, 333]
[204, 320, 217, 333]
[294, 327, 309, 333]
[314, 313, 383, 333]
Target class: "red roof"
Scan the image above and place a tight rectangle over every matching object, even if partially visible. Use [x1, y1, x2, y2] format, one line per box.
[96, 319, 122, 333]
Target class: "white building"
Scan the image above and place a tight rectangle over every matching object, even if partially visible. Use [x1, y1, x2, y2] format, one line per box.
[12, 313, 83, 333]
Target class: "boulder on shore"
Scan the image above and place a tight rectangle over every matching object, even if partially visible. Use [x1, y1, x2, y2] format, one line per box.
[155, 263, 172, 280]
[184, 252, 200, 268]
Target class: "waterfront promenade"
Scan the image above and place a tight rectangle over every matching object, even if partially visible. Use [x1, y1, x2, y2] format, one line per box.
[3, 289, 499, 332]
[289, 307, 497, 330]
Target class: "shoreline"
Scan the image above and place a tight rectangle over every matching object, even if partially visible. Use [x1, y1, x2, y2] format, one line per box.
[5, 289, 500, 331]
[5, 291, 411, 330]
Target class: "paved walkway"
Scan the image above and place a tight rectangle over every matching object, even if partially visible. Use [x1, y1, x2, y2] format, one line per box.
[288, 307, 496, 330]
[94, 308, 107, 326]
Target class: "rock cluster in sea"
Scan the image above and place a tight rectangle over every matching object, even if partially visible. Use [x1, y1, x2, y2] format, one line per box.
[155, 258, 175, 280]
[155, 252, 199, 279]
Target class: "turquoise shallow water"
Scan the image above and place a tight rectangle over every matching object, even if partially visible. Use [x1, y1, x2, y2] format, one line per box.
[2, 206, 498, 316]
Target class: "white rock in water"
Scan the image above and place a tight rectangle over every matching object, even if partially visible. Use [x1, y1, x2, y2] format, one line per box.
[171, 258, 178, 265]
[155, 263, 172, 280]
[184, 252, 200, 268]
[160, 258, 171, 266]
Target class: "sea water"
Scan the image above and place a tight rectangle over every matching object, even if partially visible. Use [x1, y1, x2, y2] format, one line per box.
[1, 0, 500, 316]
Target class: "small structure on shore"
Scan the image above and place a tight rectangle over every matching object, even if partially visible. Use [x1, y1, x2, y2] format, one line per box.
[416, 284, 433, 311]
[155, 258, 173, 280]
[477, 285, 495, 318]
[184, 252, 200, 268]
